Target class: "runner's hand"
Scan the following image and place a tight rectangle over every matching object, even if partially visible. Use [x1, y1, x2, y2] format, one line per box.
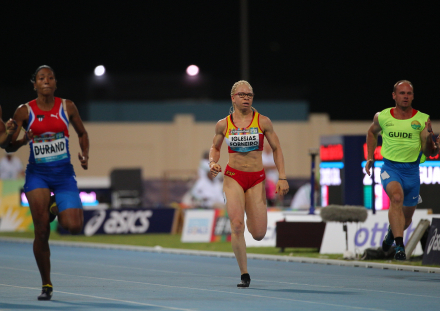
[425, 121, 437, 155]
[78, 152, 89, 170]
[276, 180, 289, 196]
[365, 159, 374, 176]
[5, 119, 17, 135]
[426, 120, 433, 134]
[24, 129, 33, 144]
[210, 162, 222, 178]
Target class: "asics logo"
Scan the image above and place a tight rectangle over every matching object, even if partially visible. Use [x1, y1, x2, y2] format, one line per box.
[427, 228, 440, 254]
[50, 113, 59, 119]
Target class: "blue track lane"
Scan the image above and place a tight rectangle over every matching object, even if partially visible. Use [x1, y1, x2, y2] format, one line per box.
[1, 240, 439, 310]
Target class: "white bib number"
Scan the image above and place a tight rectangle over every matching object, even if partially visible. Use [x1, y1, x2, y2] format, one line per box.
[229, 134, 259, 147]
[33, 133, 68, 163]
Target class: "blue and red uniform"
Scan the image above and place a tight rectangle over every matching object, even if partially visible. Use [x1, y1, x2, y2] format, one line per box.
[24, 97, 82, 212]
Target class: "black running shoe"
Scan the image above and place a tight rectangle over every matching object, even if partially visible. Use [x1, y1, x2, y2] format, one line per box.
[237, 273, 251, 288]
[38, 285, 53, 300]
[394, 245, 406, 261]
[382, 225, 394, 252]
[48, 195, 57, 223]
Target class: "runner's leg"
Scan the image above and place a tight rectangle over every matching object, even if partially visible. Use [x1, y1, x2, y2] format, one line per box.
[26, 188, 52, 286]
[224, 176, 247, 274]
[244, 180, 268, 241]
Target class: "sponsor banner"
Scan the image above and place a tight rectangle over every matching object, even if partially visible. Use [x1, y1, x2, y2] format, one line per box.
[183, 209, 284, 245]
[182, 209, 323, 246]
[422, 218, 440, 265]
[181, 209, 215, 242]
[0, 180, 34, 232]
[245, 212, 322, 247]
[59, 208, 175, 236]
[320, 209, 436, 255]
[211, 209, 231, 242]
[244, 212, 283, 247]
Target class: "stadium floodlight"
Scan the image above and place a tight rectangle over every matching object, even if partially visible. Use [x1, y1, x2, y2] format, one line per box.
[94, 65, 106, 76]
[186, 65, 199, 76]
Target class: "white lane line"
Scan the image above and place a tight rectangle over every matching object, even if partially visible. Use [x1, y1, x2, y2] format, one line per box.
[0, 284, 195, 311]
[53, 261, 440, 299]
[1, 265, 439, 301]
[0, 271, 387, 310]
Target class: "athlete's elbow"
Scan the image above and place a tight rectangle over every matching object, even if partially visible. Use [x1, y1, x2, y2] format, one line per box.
[78, 131, 88, 139]
[3, 144, 14, 152]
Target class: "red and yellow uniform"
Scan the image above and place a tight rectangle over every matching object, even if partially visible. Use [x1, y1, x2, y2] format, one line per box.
[224, 112, 266, 191]
[225, 112, 264, 153]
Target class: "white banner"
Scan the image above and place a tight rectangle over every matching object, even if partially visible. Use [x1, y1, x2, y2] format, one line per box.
[320, 209, 436, 255]
[181, 209, 215, 242]
[244, 211, 323, 247]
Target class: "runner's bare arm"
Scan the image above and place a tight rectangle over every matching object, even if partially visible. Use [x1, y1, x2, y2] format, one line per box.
[209, 118, 226, 177]
[260, 115, 289, 195]
[421, 118, 439, 157]
[365, 112, 381, 176]
[67, 100, 89, 170]
[4, 105, 32, 152]
[0, 107, 8, 147]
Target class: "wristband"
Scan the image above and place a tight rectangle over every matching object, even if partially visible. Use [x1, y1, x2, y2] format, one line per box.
[279, 178, 287, 180]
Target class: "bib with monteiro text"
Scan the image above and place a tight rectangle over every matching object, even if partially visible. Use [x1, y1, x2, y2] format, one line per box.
[378, 107, 429, 163]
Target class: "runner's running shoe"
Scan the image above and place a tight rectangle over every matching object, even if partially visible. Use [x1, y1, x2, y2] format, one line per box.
[38, 285, 53, 300]
[394, 245, 406, 261]
[382, 225, 394, 252]
[237, 273, 251, 288]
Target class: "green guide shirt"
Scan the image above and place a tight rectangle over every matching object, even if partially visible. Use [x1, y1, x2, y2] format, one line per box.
[378, 107, 429, 163]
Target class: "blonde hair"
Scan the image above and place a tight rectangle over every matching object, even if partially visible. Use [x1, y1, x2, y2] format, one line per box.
[229, 80, 257, 114]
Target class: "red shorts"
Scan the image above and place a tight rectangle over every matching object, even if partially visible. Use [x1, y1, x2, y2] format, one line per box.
[224, 165, 266, 192]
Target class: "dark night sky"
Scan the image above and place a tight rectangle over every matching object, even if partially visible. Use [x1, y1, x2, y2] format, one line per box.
[1, 1, 439, 120]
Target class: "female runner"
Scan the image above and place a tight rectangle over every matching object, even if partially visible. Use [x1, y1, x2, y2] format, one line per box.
[209, 80, 289, 287]
[7, 65, 89, 300]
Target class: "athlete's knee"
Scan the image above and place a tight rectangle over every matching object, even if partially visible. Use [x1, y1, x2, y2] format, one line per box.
[389, 192, 404, 205]
[230, 219, 245, 236]
[69, 225, 82, 235]
[67, 219, 83, 235]
[251, 231, 266, 241]
[34, 226, 50, 242]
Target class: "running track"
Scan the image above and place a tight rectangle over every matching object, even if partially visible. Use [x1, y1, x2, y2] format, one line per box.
[1, 238, 439, 311]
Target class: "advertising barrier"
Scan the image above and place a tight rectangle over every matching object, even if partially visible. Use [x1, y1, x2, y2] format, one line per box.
[59, 208, 176, 236]
[181, 209, 322, 246]
[320, 209, 436, 255]
[0, 180, 34, 232]
[181, 209, 216, 242]
[422, 218, 440, 265]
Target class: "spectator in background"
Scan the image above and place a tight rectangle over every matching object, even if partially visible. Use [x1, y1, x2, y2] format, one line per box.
[184, 151, 224, 208]
[262, 142, 278, 206]
[198, 150, 210, 179]
[290, 180, 319, 211]
[0, 152, 24, 179]
[191, 160, 225, 208]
